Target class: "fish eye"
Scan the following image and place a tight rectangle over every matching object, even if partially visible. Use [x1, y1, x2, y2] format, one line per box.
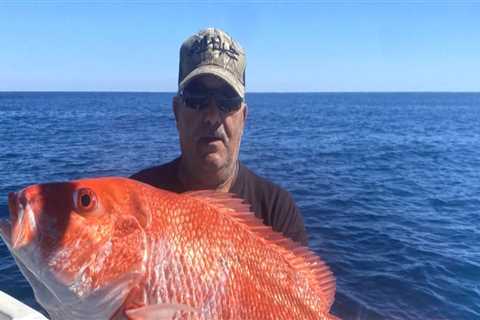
[81, 193, 91, 207]
[74, 188, 97, 214]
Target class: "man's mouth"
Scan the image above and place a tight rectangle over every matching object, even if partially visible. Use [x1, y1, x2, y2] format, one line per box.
[198, 136, 223, 144]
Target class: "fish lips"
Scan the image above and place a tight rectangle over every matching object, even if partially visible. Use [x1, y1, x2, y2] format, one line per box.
[0, 218, 12, 248]
[3, 190, 38, 250]
[0, 218, 64, 311]
[0, 192, 19, 248]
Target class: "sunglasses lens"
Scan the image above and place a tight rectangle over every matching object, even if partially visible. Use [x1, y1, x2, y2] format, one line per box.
[184, 96, 209, 110]
[182, 83, 243, 113]
[217, 97, 243, 113]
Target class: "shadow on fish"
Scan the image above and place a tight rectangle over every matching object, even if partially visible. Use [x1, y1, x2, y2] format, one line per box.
[0, 177, 340, 320]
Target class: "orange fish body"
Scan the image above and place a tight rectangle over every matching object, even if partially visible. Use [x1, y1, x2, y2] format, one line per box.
[0, 177, 339, 320]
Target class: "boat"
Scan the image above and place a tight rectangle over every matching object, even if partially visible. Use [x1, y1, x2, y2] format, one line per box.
[0, 290, 48, 320]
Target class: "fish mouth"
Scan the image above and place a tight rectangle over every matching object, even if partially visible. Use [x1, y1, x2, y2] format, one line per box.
[0, 218, 12, 247]
[0, 217, 63, 312]
[0, 192, 16, 248]
[4, 190, 38, 250]
[8, 192, 18, 224]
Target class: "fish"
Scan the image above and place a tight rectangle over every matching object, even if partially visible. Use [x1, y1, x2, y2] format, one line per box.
[0, 177, 339, 320]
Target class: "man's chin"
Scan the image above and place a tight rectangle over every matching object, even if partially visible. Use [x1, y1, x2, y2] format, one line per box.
[199, 153, 226, 171]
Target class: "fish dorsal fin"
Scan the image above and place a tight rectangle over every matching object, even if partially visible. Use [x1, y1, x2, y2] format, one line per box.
[184, 190, 336, 310]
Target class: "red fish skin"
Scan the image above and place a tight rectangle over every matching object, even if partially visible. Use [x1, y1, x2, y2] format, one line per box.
[1, 177, 339, 320]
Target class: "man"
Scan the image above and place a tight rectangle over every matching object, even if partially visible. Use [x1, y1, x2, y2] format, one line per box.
[131, 28, 308, 245]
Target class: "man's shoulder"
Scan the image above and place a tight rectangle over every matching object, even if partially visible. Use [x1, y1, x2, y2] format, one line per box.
[130, 159, 177, 181]
[236, 162, 307, 245]
[235, 163, 299, 218]
[130, 158, 180, 190]
[237, 163, 292, 200]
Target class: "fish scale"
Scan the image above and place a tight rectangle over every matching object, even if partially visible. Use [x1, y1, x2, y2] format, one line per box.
[0, 177, 340, 320]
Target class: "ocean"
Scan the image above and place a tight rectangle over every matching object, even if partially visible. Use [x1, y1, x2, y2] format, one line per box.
[0, 92, 479, 319]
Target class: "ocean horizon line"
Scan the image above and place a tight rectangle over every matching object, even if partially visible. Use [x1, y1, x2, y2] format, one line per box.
[1, 90, 480, 94]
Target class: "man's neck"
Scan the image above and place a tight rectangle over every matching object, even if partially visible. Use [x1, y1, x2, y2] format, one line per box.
[178, 159, 239, 193]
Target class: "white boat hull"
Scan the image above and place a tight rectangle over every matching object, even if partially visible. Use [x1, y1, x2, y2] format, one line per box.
[0, 290, 48, 320]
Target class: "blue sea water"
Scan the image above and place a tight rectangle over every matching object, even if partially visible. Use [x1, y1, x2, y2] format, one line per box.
[0, 92, 479, 319]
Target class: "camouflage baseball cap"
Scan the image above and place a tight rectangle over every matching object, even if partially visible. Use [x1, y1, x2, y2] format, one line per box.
[178, 28, 246, 98]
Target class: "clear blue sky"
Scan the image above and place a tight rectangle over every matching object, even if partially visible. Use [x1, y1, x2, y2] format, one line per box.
[1, 1, 479, 92]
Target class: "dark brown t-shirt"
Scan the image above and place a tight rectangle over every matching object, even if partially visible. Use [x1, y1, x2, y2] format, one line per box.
[130, 158, 308, 245]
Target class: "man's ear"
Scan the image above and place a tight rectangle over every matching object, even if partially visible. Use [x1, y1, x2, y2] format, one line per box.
[172, 95, 180, 122]
[243, 103, 248, 122]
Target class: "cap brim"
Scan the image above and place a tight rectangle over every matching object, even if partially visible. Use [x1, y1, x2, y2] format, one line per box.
[179, 64, 245, 98]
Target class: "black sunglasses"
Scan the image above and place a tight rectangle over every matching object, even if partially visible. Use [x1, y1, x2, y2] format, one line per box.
[180, 86, 243, 113]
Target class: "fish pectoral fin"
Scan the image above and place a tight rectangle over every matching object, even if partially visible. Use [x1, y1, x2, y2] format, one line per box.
[125, 303, 197, 320]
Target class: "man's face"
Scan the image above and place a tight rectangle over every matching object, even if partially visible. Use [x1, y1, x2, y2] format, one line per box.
[173, 75, 247, 176]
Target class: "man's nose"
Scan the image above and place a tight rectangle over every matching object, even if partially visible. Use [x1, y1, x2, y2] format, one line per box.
[203, 96, 222, 125]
